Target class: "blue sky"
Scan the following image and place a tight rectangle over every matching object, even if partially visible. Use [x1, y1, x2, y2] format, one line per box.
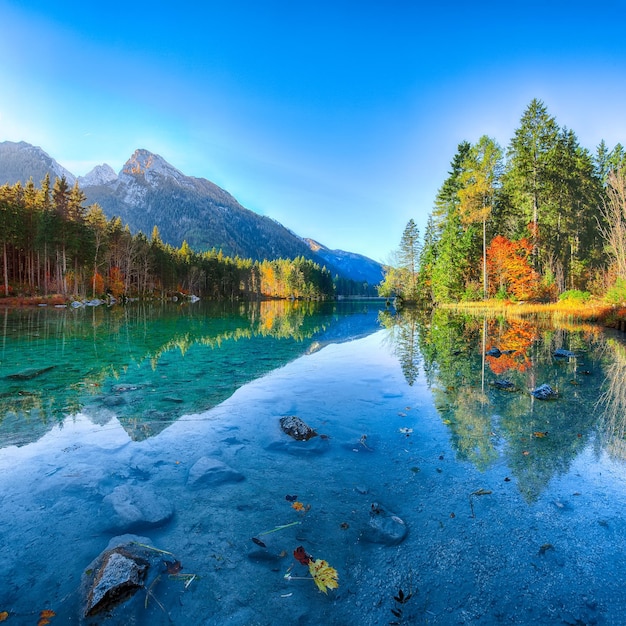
[1, 1, 626, 262]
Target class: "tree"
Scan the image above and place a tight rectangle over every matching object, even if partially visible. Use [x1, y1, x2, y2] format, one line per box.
[486, 235, 538, 300]
[504, 99, 559, 240]
[598, 169, 626, 281]
[429, 142, 475, 302]
[458, 136, 503, 298]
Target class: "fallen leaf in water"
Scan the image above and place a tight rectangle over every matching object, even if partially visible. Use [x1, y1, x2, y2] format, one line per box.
[522, 450, 530, 456]
[308, 558, 339, 593]
[251, 537, 267, 548]
[291, 501, 305, 511]
[285, 494, 298, 502]
[340, 522, 349, 529]
[164, 560, 183, 575]
[0, 612, 8, 622]
[294, 545, 312, 565]
[38, 610, 56, 626]
[471, 489, 492, 496]
[504, 477, 511, 482]
[533, 431, 548, 438]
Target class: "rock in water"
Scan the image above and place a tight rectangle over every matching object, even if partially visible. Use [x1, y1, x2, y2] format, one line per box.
[362, 503, 408, 546]
[279, 415, 318, 441]
[84, 547, 148, 616]
[102, 484, 175, 531]
[553, 348, 577, 358]
[485, 347, 502, 357]
[187, 456, 245, 487]
[530, 384, 558, 400]
[491, 379, 516, 391]
[6, 366, 55, 380]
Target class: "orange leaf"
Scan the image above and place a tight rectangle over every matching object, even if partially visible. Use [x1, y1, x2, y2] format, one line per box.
[40, 611, 55, 618]
[0, 612, 8, 622]
[291, 501, 305, 511]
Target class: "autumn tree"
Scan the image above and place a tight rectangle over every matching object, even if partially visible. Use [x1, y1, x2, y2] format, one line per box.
[457, 136, 503, 298]
[486, 235, 538, 300]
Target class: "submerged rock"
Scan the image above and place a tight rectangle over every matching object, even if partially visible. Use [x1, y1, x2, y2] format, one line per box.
[102, 484, 175, 531]
[187, 456, 244, 487]
[6, 365, 55, 380]
[491, 379, 516, 391]
[485, 347, 502, 357]
[530, 384, 558, 400]
[553, 348, 577, 359]
[361, 503, 408, 546]
[279, 415, 318, 441]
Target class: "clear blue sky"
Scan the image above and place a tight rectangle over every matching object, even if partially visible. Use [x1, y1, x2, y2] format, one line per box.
[1, 0, 626, 262]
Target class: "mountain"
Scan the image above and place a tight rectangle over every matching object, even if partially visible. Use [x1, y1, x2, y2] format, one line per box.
[0, 140, 76, 186]
[0, 141, 384, 284]
[305, 239, 383, 285]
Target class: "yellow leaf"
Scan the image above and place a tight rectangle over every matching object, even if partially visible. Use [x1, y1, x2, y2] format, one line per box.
[0, 612, 8, 622]
[291, 501, 305, 511]
[308, 558, 339, 594]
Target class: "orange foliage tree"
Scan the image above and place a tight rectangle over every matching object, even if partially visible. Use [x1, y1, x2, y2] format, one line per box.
[486, 235, 538, 299]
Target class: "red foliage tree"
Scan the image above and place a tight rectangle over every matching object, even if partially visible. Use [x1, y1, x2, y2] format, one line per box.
[486, 235, 538, 299]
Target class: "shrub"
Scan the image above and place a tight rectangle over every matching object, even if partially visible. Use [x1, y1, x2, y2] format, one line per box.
[559, 289, 591, 304]
[605, 278, 626, 306]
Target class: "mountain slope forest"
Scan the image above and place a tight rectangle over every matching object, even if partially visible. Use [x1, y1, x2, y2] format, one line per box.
[380, 99, 626, 305]
[0, 174, 336, 301]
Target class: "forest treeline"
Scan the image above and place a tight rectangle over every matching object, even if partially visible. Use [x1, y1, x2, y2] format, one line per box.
[380, 99, 626, 304]
[0, 173, 369, 301]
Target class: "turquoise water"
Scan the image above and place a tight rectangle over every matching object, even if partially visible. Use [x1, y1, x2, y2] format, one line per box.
[1, 302, 626, 624]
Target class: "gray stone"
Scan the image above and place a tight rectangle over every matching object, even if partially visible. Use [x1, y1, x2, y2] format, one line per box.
[362, 503, 408, 546]
[491, 379, 516, 391]
[187, 456, 244, 488]
[81, 535, 162, 619]
[530, 383, 558, 400]
[279, 415, 318, 441]
[103, 484, 174, 531]
[85, 548, 148, 616]
[554, 348, 577, 359]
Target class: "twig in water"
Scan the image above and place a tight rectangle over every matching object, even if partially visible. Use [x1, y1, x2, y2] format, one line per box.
[257, 521, 301, 536]
[132, 542, 174, 556]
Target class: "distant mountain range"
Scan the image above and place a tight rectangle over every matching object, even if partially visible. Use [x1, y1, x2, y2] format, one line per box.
[0, 141, 384, 285]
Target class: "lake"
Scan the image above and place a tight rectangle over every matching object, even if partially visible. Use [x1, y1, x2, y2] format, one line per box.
[1, 300, 626, 625]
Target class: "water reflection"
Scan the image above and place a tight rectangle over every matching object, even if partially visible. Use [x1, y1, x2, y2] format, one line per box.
[0, 300, 382, 447]
[383, 307, 625, 500]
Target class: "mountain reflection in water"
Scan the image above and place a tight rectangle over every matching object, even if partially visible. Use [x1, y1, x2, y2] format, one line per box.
[0, 300, 383, 447]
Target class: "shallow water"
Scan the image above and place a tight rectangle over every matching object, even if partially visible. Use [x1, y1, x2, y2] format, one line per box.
[1, 302, 626, 624]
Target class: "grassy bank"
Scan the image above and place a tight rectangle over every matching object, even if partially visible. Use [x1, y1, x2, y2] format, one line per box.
[441, 299, 626, 330]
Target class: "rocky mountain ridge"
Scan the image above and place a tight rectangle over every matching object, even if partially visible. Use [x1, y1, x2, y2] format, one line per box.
[0, 141, 384, 285]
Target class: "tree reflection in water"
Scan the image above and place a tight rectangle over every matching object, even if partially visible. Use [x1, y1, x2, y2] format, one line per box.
[381, 306, 623, 501]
